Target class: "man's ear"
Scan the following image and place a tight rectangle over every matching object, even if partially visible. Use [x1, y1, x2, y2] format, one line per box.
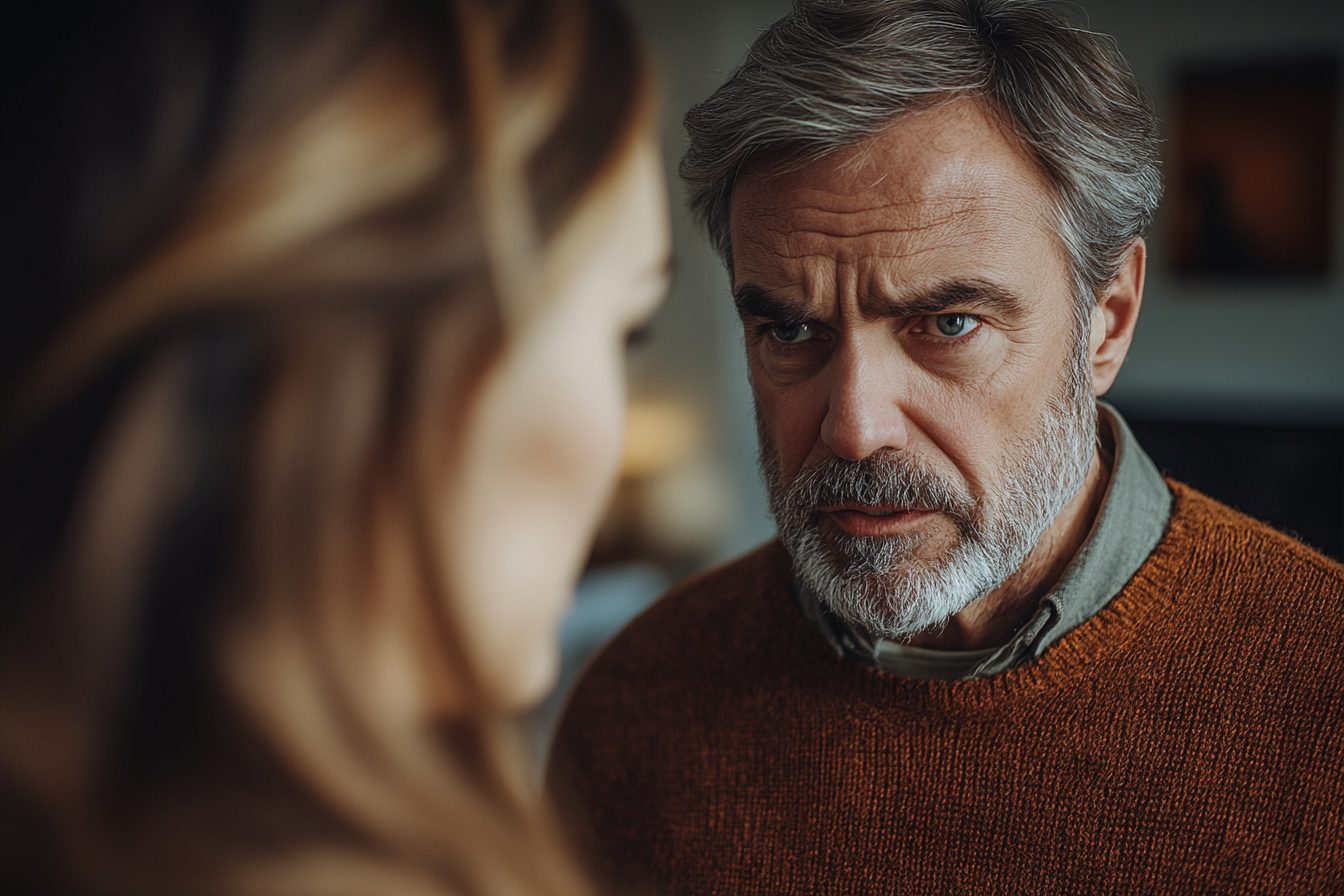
[1089, 238, 1145, 396]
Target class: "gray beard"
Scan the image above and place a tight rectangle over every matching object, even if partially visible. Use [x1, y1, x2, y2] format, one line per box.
[762, 334, 1097, 642]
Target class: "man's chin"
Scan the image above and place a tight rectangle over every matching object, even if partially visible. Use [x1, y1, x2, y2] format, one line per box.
[794, 534, 998, 640]
[818, 570, 978, 641]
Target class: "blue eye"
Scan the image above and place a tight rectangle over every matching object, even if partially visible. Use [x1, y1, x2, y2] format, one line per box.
[933, 313, 977, 337]
[770, 322, 816, 344]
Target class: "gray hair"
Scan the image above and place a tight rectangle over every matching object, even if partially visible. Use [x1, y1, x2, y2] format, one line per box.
[680, 0, 1163, 308]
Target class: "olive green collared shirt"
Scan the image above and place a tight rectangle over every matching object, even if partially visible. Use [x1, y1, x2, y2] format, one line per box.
[795, 402, 1173, 680]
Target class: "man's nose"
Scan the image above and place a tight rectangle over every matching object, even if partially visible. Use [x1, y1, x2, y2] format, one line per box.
[819, 336, 910, 461]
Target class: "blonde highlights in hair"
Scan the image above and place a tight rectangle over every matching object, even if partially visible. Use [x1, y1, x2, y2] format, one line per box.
[0, 0, 651, 892]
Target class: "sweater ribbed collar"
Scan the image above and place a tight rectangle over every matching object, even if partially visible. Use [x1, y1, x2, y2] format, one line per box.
[794, 402, 1173, 681]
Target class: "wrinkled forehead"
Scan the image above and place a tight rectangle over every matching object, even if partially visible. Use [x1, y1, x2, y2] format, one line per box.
[729, 98, 1063, 280]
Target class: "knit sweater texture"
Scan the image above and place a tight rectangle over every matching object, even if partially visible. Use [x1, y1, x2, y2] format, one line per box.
[548, 484, 1344, 895]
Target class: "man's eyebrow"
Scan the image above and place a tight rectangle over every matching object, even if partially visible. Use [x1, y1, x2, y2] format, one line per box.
[734, 279, 1028, 322]
[860, 280, 1027, 319]
[733, 283, 810, 322]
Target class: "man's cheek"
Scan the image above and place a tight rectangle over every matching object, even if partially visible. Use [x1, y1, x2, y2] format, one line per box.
[767, 405, 826, 482]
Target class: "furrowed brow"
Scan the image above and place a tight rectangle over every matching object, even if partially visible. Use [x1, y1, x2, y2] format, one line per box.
[861, 280, 1028, 319]
[733, 283, 810, 323]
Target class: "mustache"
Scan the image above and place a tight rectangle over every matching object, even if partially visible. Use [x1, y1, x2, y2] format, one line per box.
[777, 450, 977, 526]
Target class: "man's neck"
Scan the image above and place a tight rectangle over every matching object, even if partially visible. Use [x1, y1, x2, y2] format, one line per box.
[902, 444, 1114, 651]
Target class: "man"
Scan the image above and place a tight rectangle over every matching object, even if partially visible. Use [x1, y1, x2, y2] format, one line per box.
[549, 0, 1344, 892]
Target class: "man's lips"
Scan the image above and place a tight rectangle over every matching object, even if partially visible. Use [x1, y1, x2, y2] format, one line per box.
[820, 505, 937, 537]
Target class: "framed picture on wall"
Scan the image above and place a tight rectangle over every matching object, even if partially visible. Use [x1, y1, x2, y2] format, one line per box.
[1170, 56, 1338, 279]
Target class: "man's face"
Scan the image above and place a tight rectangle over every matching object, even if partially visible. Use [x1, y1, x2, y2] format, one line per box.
[730, 97, 1098, 638]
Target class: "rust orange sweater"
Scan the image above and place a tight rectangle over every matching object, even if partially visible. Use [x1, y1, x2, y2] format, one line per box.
[549, 484, 1344, 894]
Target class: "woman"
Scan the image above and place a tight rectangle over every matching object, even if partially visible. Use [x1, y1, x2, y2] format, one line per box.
[0, 0, 669, 893]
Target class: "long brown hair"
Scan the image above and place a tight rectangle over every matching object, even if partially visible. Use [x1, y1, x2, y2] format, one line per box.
[0, 0, 651, 892]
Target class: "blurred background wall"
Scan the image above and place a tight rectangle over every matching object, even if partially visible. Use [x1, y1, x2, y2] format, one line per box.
[533, 0, 1344, 754]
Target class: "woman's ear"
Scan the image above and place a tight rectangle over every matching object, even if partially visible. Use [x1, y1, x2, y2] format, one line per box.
[1089, 238, 1146, 396]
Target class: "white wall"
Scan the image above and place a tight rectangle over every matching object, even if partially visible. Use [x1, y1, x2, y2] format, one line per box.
[1083, 0, 1344, 425]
